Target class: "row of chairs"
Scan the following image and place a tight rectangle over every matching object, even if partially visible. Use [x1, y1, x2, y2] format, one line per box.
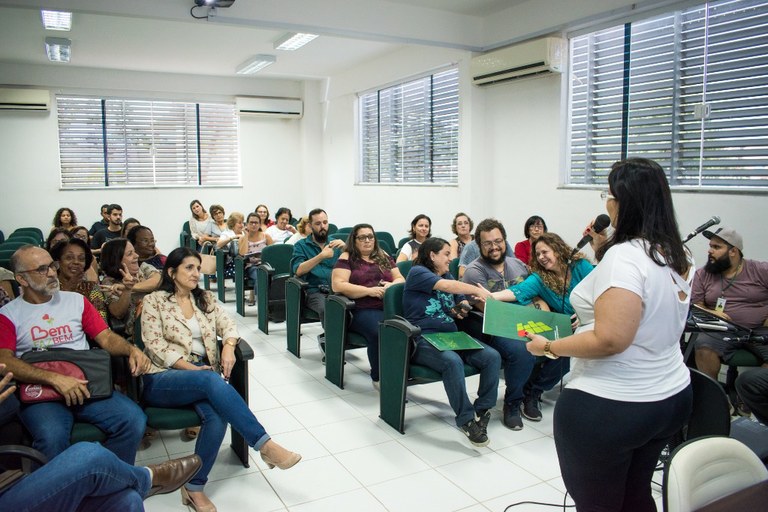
[0, 227, 44, 270]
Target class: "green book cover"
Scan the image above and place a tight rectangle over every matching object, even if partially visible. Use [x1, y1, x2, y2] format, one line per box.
[421, 331, 484, 351]
[482, 298, 572, 342]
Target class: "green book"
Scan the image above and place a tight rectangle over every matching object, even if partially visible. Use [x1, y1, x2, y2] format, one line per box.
[421, 331, 484, 351]
[482, 298, 572, 342]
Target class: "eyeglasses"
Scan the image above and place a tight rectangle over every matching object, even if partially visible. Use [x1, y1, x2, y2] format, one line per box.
[356, 235, 375, 242]
[18, 261, 59, 276]
[529, 224, 544, 231]
[480, 239, 505, 249]
[600, 190, 616, 201]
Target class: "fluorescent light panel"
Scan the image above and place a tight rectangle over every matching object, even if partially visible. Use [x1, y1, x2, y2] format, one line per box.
[45, 37, 71, 63]
[236, 54, 276, 74]
[41, 10, 72, 31]
[274, 32, 318, 51]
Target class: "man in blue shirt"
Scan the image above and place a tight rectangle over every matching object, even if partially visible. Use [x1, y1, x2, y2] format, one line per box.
[290, 209, 344, 349]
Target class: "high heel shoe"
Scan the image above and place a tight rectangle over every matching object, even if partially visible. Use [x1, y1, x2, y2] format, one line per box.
[181, 487, 217, 512]
[260, 451, 302, 470]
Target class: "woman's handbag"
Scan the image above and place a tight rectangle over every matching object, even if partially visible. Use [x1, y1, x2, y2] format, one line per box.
[18, 348, 113, 403]
[199, 243, 217, 275]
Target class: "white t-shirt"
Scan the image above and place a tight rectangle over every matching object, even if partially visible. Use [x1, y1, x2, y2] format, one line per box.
[265, 225, 292, 244]
[567, 239, 692, 402]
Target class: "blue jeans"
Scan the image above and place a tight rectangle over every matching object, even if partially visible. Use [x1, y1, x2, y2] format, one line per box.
[525, 357, 571, 397]
[412, 338, 501, 426]
[484, 336, 535, 408]
[0, 442, 149, 512]
[246, 265, 259, 298]
[349, 308, 384, 382]
[19, 391, 146, 464]
[142, 369, 270, 491]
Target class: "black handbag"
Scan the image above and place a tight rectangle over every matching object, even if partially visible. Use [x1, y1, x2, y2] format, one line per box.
[19, 348, 113, 403]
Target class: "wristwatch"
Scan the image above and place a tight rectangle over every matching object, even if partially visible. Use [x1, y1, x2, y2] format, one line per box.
[543, 340, 559, 359]
[223, 339, 239, 348]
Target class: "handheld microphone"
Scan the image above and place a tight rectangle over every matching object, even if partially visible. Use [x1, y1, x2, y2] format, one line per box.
[683, 216, 720, 243]
[572, 214, 611, 255]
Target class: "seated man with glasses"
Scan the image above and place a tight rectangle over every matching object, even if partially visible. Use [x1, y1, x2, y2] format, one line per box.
[0, 245, 149, 464]
[461, 219, 533, 430]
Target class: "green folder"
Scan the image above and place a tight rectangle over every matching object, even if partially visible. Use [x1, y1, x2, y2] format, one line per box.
[482, 298, 572, 342]
[421, 331, 484, 351]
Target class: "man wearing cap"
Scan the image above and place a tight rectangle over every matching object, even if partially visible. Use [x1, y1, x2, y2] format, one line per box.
[693, 227, 768, 381]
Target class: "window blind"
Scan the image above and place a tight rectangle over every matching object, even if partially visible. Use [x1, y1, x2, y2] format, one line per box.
[568, 0, 768, 190]
[360, 67, 459, 184]
[57, 96, 240, 188]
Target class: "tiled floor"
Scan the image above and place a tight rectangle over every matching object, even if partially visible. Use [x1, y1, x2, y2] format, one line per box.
[141, 286, 666, 511]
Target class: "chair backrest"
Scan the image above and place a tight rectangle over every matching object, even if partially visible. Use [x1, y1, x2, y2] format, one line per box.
[260, 243, 294, 275]
[376, 231, 396, 255]
[328, 232, 349, 243]
[397, 236, 411, 251]
[396, 260, 412, 279]
[448, 257, 459, 279]
[687, 368, 731, 441]
[0, 230, 4, 244]
[7, 234, 39, 246]
[383, 282, 405, 320]
[328, 223, 338, 235]
[11, 227, 44, 242]
[336, 227, 353, 234]
[663, 436, 768, 512]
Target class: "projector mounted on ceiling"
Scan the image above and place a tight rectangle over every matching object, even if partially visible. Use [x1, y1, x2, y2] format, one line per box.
[194, 0, 235, 7]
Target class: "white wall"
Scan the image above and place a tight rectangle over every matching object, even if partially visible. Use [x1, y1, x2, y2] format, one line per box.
[0, 63, 309, 252]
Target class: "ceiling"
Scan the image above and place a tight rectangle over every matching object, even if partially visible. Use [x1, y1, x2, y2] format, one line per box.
[0, 0, 530, 81]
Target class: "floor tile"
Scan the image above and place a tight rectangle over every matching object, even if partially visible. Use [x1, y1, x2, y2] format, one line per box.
[368, 469, 477, 512]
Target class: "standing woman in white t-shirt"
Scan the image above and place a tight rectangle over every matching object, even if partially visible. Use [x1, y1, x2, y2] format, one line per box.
[525, 158, 693, 512]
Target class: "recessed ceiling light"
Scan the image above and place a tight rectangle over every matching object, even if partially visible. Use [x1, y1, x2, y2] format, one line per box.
[41, 10, 72, 31]
[274, 33, 318, 51]
[45, 37, 71, 63]
[236, 55, 276, 75]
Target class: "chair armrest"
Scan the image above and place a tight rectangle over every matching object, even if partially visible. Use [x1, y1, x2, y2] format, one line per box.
[286, 276, 309, 290]
[382, 316, 421, 338]
[0, 444, 48, 466]
[257, 262, 275, 275]
[327, 294, 356, 310]
[235, 338, 254, 361]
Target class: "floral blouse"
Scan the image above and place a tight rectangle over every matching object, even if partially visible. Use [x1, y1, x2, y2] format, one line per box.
[102, 262, 159, 340]
[140, 290, 239, 374]
[67, 280, 108, 321]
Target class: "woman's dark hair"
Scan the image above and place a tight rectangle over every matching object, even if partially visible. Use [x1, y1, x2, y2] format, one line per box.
[209, 204, 225, 217]
[597, 158, 687, 274]
[408, 214, 432, 239]
[246, 212, 263, 232]
[345, 223, 392, 272]
[414, 237, 449, 273]
[53, 207, 77, 228]
[160, 247, 211, 313]
[50, 237, 93, 274]
[274, 207, 292, 222]
[189, 199, 206, 220]
[523, 215, 548, 238]
[450, 212, 474, 237]
[254, 204, 270, 219]
[100, 238, 129, 280]
[121, 218, 140, 238]
[45, 228, 71, 252]
[69, 225, 90, 242]
[127, 225, 152, 246]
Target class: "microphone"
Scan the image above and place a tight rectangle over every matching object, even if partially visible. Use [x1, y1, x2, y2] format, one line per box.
[683, 216, 720, 243]
[572, 214, 611, 255]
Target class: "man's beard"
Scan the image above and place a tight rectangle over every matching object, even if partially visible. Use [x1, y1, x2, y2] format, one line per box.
[704, 253, 731, 274]
[313, 229, 328, 244]
[481, 246, 506, 265]
[28, 277, 60, 297]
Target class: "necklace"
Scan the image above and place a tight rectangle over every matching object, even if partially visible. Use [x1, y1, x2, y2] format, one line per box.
[720, 260, 743, 294]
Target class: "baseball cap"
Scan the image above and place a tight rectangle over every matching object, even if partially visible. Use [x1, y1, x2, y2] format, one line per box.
[703, 226, 743, 252]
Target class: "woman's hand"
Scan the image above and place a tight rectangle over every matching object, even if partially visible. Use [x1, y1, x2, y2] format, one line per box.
[570, 313, 580, 331]
[584, 221, 609, 251]
[524, 331, 548, 356]
[367, 286, 386, 299]
[119, 263, 136, 291]
[220, 345, 236, 380]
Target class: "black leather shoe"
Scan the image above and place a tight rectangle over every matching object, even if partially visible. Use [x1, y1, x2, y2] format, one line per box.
[146, 454, 202, 497]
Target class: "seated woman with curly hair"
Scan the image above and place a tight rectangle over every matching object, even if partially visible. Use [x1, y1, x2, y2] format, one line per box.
[50, 238, 108, 320]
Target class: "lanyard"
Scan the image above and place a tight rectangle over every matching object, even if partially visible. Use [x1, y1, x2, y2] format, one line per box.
[719, 261, 742, 294]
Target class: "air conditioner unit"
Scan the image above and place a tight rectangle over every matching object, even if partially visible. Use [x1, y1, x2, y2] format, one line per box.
[471, 37, 565, 86]
[0, 87, 51, 111]
[235, 96, 303, 119]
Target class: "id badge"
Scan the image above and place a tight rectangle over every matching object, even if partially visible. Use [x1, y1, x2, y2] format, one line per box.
[715, 297, 727, 313]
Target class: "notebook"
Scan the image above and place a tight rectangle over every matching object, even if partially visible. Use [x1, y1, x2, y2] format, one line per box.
[482, 298, 572, 342]
[421, 331, 484, 351]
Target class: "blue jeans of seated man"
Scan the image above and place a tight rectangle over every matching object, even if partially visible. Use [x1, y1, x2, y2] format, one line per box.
[142, 369, 270, 491]
[484, 336, 535, 408]
[0, 442, 149, 512]
[525, 357, 570, 397]
[19, 390, 146, 464]
[349, 308, 384, 382]
[412, 338, 501, 427]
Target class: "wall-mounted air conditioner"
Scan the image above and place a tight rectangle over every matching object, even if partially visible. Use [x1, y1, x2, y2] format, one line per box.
[235, 96, 303, 119]
[0, 87, 51, 111]
[471, 37, 565, 86]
